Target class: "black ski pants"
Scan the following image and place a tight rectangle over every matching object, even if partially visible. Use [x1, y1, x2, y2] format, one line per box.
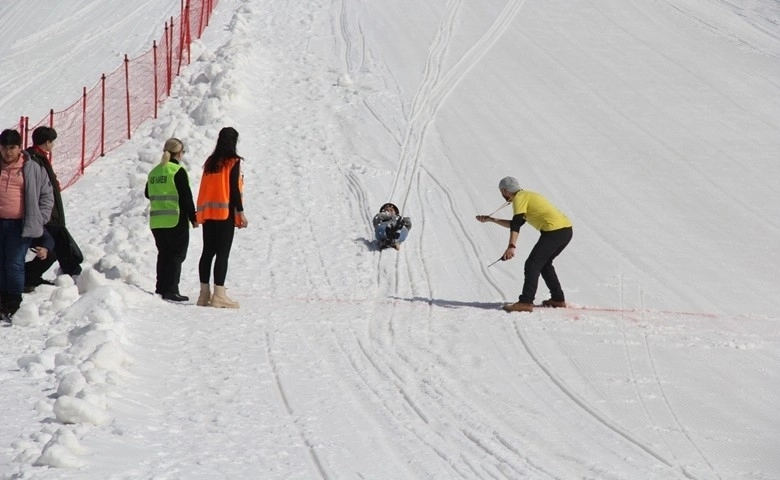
[152, 222, 190, 295]
[198, 219, 235, 286]
[518, 227, 573, 304]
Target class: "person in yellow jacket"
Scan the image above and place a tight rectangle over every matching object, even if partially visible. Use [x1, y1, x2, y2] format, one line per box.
[195, 127, 248, 308]
[476, 176, 573, 313]
[145, 138, 197, 302]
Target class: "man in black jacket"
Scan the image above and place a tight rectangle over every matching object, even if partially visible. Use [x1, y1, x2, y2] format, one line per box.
[24, 127, 82, 291]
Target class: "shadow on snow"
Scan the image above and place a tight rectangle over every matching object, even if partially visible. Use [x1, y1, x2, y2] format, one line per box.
[391, 296, 504, 311]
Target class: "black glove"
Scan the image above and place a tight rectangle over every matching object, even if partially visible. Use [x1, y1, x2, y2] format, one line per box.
[388, 221, 402, 239]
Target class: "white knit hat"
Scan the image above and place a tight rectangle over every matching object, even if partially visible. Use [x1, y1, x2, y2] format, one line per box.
[498, 176, 521, 193]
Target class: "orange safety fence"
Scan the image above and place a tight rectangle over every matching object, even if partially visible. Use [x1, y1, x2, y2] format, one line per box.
[3, 0, 219, 190]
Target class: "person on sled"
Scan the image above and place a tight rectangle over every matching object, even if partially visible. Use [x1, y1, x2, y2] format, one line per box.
[373, 202, 412, 250]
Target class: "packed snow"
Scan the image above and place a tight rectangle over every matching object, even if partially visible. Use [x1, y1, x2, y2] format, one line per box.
[1, 0, 779, 479]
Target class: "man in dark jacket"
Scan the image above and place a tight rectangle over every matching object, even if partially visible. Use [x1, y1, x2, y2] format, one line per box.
[24, 126, 82, 292]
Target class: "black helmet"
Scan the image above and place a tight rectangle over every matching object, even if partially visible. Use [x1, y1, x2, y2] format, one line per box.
[379, 202, 399, 215]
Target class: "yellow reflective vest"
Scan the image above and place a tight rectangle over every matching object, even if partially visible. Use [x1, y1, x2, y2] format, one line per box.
[147, 162, 183, 229]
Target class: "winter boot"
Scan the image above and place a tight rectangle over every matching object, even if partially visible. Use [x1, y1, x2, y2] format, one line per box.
[502, 301, 534, 313]
[163, 292, 189, 302]
[541, 299, 566, 308]
[210, 285, 239, 309]
[196, 283, 211, 307]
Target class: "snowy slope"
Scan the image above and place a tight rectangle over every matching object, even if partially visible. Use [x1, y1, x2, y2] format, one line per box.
[1, 0, 779, 479]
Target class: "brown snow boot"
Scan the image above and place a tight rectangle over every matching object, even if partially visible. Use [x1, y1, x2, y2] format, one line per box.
[210, 285, 239, 309]
[541, 299, 567, 308]
[502, 301, 534, 313]
[196, 283, 211, 307]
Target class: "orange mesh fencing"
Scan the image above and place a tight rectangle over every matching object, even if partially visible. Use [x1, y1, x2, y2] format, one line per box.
[4, 0, 219, 190]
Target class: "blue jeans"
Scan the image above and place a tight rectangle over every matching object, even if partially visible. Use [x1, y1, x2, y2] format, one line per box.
[375, 222, 409, 244]
[0, 219, 31, 296]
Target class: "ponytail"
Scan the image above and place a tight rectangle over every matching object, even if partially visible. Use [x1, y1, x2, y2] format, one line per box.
[161, 137, 184, 165]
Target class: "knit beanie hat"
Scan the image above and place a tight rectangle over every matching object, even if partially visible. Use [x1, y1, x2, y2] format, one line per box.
[498, 176, 522, 193]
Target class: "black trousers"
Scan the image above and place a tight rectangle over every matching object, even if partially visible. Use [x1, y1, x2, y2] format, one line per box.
[152, 222, 190, 295]
[519, 227, 573, 304]
[199, 220, 235, 286]
[25, 249, 57, 287]
[25, 225, 82, 285]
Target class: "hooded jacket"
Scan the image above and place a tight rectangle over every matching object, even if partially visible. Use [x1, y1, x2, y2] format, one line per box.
[26, 146, 65, 226]
[0, 150, 54, 238]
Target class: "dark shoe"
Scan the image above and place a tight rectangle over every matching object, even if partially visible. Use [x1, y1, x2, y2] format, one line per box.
[3, 294, 22, 316]
[502, 302, 534, 313]
[1, 312, 11, 323]
[541, 299, 567, 308]
[24, 278, 55, 292]
[162, 292, 189, 302]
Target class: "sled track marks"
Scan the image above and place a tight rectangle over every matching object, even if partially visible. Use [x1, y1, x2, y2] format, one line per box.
[422, 168, 505, 297]
[639, 329, 722, 479]
[511, 319, 710, 479]
[386, 0, 529, 304]
[390, 0, 461, 207]
[338, 0, 355, 73]
[330, 320, 555, 478]
[408, 0, 530, 126]
[618, 320, 690, 471]
[264, 331, 330, 480]
[655, 0, 780, 62]
[335, 0, 366, 75]
[329, 325, 464, 477]
[392, 0, 529, 211]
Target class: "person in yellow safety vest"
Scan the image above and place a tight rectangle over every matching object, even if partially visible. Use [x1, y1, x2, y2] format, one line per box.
[195, 127, 248, 309]
[476, 176, 573, 313]
[145, 138, 197, 302]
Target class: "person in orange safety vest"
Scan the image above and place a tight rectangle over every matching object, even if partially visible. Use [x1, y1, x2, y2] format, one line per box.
[195, 127, 248, 308]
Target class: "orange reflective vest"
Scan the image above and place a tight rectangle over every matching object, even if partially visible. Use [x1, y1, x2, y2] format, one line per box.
[196, 158, 243, 226]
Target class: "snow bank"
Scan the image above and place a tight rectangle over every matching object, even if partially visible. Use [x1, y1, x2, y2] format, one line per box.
[9, 276, 133, 470]
[3, 7, 246, 472]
